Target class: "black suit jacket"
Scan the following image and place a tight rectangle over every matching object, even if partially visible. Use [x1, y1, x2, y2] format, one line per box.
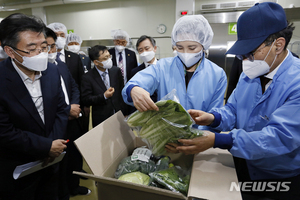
[0, 58, 69, 183]
[56, 60, 84, 140]
[131, 62, 157, 103]
[79, 54, 92, 73]
[131, 62, 146, 77]
[64, 50, 84, 89]
[56, 60, 80, 106]
[81, 66, 127, 127]
[108, 48, 138, 81]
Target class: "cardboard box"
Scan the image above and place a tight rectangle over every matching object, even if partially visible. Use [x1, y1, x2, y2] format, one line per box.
[74, 111, 242, 200]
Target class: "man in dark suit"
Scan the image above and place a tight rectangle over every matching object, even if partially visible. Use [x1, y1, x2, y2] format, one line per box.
[0, 13, 69, 199]
[66, 32, 92, 73]
[108, 29, 138, 84]
[81, 45, 127, 127]
[131, 35, 158, 107]
[79, 53, 92, 72]
[45, 28, 91, 198]
[131, 35, 158, 80]
[65, 33, 91, 135]
[47, 23, 84, 92]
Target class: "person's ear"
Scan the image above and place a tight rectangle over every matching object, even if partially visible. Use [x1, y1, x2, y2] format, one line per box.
[4, 46, 15, 59]
[153, 46, 157, 53]
[275, 37, 285, 55]
[93, 60, 98, 66]
[93, 60, 103, 67]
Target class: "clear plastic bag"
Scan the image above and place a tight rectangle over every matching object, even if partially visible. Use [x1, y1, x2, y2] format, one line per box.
[115, 147, 157, 179]
[126, 89, 204, 156]
[118, 172, 151, 185]
[149, 166, 191, 196]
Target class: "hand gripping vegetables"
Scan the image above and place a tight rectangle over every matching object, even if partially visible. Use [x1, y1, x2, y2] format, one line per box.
[127, 100, 204, 156]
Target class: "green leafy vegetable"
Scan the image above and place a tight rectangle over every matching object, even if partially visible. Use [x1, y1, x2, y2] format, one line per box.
[127, 100, 204, 155]
[149, 167, 190, 196]
[118, 172, 150, 185]
[115, 156, 156, 179]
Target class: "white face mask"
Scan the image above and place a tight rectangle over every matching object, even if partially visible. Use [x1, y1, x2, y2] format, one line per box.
[97, 58, 113, 69]
[12, 48, 48, 71]
[56, 37, 66, 50]
[68, 45, 80, 54]
[242, 41, 276, 79]
[173, 50, 177, 57]
[177, 49, 203, 68]
[140, 50, 155, 63]
[115, 45, 125, 52]
[48, 52, 57, 64]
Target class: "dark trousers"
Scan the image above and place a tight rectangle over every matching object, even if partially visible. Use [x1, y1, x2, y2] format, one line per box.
[0, 159, 59, 200]
[233, 157, 300, 200]
[58, 118, 83, 199]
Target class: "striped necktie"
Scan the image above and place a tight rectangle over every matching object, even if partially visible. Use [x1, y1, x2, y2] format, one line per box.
[119, 52, 124, 77]
[56, 52, 62, 62]
[101, 71, 109, 89]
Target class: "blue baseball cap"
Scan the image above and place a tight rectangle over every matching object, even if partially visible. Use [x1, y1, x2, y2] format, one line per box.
[226, 2, 287, 55]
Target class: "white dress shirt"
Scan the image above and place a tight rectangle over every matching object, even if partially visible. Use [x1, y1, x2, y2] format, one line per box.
[12, 60, 45, 123]
[144, 57, 157, 68]
[115, 48, 127, 83]
[96, 67, 110, 99]
[53, 60, 70, 105]
[58, 49, 66, 63]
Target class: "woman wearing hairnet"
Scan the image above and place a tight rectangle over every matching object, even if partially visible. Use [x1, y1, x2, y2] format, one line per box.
[122, 15, 227, 140]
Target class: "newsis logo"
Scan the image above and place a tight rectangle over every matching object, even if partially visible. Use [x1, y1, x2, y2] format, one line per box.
[230, 182, 291, 192]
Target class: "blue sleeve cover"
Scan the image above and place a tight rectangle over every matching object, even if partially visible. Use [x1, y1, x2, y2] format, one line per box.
[126, 84, 139, 102]
[214, 132, 233, 150]
[209, 111, 221, 127]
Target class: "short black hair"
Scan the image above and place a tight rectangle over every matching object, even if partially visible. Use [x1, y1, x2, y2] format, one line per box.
[136, 35, 156, 50]
[0, 13, 46, 48]
[88, 45, 108, 61]
[45, 27, 57, 41]
[264, 22, 295, 50]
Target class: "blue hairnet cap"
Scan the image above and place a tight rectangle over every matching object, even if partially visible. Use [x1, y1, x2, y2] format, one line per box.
[226, 2, 287, 55]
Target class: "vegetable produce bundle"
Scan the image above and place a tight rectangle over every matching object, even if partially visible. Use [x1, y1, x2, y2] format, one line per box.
[115, 156, 157, 179]
[127, 100, 204, 156]
[115, 149, 191, 196]
[115, 155, 170, 178]
[118, 172, 151, 185]
[149, 166, 190, 196]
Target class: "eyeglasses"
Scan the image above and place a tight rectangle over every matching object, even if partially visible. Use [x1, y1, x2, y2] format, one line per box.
[12, 45, 51, 55]
[237, 41, 273, 62]
[114, 40, 127, 46]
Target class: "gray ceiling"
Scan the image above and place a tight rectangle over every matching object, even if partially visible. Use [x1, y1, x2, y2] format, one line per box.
[0, 0, 299, 22]
[0, 0, 53, 6]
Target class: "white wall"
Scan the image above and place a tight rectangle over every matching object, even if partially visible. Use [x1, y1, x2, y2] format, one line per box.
[175, 0, 194, 21]
[45, 0, 176, 59]
[0, 9, 32, 18]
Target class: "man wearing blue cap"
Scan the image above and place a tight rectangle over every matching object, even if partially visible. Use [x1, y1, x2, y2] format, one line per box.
[173, 2, 300, 200]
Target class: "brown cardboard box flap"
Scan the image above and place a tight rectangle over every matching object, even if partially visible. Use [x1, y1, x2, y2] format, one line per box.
[74, 111, 135, 177]
[188, 148, 242, 200]
[73, 171, 186, 199]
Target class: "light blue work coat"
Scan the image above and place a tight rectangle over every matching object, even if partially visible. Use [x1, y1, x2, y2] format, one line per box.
[212, 51, 300, 180]
[122, 56, 227, 116]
